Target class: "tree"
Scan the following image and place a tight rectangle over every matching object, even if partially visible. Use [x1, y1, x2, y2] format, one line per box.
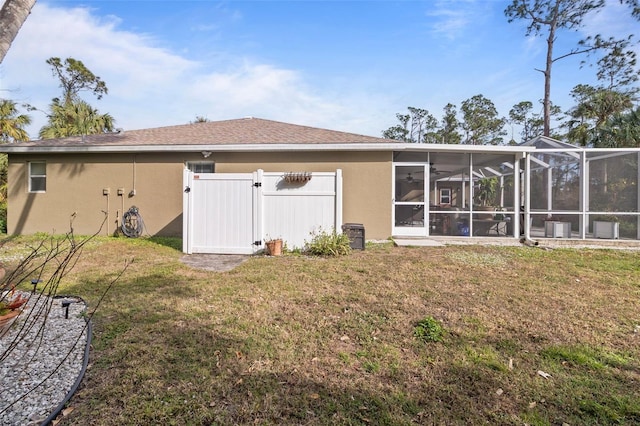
[460, 94, 506, 145]
[383, 107, 441, 143]
[46, 57, 108, 104]
[40, 57, 114, 138]
[509, 101, 539, 143]
[382, 113, 410, 141]
[598, 107, 640, 147]
[407, 107, 439, 143]
[505, 0, 638, 137]
[39, 99, 114, 139]
[0, 99, 31, 143]
[436, 103, 462, 144]
[595, 36, 638, 92]
[564, 84, 633, 146]
[0, 0, 37, 64]
[0, 98, 31, 232]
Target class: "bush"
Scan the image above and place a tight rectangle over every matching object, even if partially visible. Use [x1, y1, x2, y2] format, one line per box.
[414, 316, 445, 343]
[0, 200, 6, 234]
[305, 228, 352, 256]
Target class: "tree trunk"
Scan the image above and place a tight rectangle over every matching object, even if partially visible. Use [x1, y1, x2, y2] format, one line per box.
[0, 0, 37, 64]
[543, 20, 556, 137]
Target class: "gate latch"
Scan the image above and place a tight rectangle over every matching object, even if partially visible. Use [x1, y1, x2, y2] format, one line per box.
[184, 186, 191, 193]
[253, 240, 262, 246]
[253, 182, 262, 187]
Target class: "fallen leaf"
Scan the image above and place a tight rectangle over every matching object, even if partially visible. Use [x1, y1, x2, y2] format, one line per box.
[529, 401, 537, 408]
[309, 393, 320, 399]
[62, 407, 74, 416]
[340, 335, 350, 341]
[496, 388, 504, 396]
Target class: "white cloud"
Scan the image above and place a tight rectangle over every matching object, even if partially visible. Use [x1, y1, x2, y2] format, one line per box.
[426, 0, 482, 40]
[0, 2, 388, 138]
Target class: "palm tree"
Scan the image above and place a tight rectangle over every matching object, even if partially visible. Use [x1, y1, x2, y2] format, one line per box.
[0, 99, 31, 143]
[0, 0, 37, 64]
[566, 87, 633, 146]
[599, 107, 640, 148]
[39, 99, 114, 139]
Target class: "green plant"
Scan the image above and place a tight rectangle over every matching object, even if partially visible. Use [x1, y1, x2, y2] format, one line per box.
[414, 316, 445, 343]
[304, 228, 351, 256]
[474, 177, 498, 207]
[0, 200, 6, 234]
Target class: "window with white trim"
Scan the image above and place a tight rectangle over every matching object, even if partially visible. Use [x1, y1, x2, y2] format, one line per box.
[187, 162, 215, 173]
[439, 188, 451, 205]
[29, 162, 46, 192]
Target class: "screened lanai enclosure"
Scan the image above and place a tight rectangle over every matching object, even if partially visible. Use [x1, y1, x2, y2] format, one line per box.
[525, 137, 639, 240]
[392, 136, 640, 241]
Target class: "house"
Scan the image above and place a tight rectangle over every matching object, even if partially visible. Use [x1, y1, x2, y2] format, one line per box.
[1, 117, 639, 253]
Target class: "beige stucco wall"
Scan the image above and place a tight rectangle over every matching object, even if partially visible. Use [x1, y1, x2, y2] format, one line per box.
[7, 150, 393, 240]
[8, 153, 185, 237]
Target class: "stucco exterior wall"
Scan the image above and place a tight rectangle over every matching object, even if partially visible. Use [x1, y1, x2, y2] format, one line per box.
[7, 150, 393, 240]
[8, 153, 185, 237]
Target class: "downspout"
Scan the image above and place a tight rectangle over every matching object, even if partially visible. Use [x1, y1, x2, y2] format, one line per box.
[469, 153, 474, 237]
[546, 167, 552, 217]
[579, 151, 591, 240]
[524, 154, 531, 240]
[513, 154, 521, 237]
[130, 154, 137, 197]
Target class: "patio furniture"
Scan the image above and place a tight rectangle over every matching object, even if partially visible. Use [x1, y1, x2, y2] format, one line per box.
[473, 219, 508, 236]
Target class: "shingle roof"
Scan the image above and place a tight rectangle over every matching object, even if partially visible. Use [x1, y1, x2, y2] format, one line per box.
[16, 117, 393, 147]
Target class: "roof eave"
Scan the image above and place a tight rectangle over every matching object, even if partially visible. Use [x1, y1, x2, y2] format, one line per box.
[0, 142, 537, 154]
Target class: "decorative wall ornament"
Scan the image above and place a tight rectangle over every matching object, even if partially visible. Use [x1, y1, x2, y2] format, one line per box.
[283, 172, 312, 183]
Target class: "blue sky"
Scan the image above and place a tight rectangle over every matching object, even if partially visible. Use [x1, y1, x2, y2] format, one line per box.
[0, 0, 637, 140]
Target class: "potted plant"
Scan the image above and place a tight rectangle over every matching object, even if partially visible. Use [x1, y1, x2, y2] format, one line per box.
[474, 177, 498, 207]
[264, 237, 283, 256]
[0, 287, 28, 337]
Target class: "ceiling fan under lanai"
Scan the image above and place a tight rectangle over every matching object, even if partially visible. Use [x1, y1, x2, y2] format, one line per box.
[430, 163, 451, 175]
[405, 171, 424, 183]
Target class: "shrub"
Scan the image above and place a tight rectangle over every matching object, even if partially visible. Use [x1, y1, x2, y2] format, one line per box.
[0, 200, 6, 234]
[414, 316, 445, 343]
[305, 228, 352, 256]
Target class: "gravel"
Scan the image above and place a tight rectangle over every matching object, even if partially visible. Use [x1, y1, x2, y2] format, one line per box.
[0, 292, 89, 426]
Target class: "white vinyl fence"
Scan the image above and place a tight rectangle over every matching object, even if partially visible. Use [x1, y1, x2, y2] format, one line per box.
[183, 169, 342, 254]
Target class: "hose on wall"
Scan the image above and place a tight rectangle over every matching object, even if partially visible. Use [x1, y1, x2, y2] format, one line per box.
[121, 206, 145, 238]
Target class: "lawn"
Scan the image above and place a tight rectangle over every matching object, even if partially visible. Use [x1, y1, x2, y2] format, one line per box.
[1, 236, 639, 425]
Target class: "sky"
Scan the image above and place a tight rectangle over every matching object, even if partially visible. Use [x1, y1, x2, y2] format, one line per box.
[0, 0, 638, 140]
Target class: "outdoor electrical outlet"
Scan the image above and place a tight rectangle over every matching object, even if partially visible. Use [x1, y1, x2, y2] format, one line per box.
[117, 188, 125, 195]
[103, 188, 110, 195]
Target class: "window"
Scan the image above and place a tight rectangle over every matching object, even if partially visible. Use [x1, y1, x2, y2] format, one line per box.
[29, 162, 46, 192]
[187, 162, 215, 173]
[439, 188, 451, 205]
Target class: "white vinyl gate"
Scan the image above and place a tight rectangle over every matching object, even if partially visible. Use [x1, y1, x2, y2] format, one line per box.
[183, 169, 342, 254]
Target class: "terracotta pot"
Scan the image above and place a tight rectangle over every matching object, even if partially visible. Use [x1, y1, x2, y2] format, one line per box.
[0, 309, 22, 338]
[265, 239, 283, 256]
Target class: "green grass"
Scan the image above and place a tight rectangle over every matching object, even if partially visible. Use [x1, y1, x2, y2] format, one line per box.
[1, 237, 639, 425]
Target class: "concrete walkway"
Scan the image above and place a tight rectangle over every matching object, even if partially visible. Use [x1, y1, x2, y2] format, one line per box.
[180, 254, 249, 272]
[393, 236, 640, 250]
